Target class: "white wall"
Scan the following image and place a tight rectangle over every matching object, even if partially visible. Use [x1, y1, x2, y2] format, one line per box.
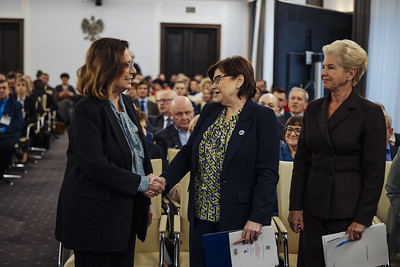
[1, 0, 249, 87]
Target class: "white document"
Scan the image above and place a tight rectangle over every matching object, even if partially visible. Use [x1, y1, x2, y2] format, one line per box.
[228, 225, 279, 267]
[322, 223, 389, 267]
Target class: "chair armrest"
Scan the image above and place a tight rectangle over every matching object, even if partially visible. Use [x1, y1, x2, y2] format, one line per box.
[372, 215, 382, 225]
[273, 216, 288, 234]
[271, 218, 278, 234]
[159, 214, 168, 233]
[173, 215, 181, 234]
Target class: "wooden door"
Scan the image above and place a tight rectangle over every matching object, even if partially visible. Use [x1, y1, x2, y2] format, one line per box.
[161, 23, 220, 80]
[0, 19, 24, 74]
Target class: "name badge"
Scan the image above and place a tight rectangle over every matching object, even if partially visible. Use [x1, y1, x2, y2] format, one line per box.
[0, 115, 11, 125]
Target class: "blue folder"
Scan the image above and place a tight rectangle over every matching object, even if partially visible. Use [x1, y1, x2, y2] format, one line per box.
[202, 230, 235, 267]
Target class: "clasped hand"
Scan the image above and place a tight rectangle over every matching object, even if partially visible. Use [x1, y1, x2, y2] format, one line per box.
[144, 174, 166, 198]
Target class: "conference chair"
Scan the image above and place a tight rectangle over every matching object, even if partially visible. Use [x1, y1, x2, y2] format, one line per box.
[373, 161, 393, 224]
[272, 161, 296, 267]
[166, 148, 190, 267]
[58, 159, 168, 267]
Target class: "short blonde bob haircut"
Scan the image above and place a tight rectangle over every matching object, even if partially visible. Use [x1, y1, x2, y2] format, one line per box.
[77, 37, 129, 100]
[16, 77, 31, 96]
[322, 39, 368, 87]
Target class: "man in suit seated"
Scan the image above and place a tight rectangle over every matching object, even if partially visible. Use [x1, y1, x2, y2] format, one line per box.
[384, 109, 398, 161]
[153, 96, 194, 161]
[0, 79, 24, 184]
[259, 93, 284, 141]
[133, 81, 159, 116]
[147, 90, 177, 134]
[271, 87, 287, 118]
[277, 87, 308, 125]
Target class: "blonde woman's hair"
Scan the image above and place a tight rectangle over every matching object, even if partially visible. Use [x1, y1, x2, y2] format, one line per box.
[76, 38, 129, 100]
[16, 77, 31, 96]
[322, 39, 368, 87]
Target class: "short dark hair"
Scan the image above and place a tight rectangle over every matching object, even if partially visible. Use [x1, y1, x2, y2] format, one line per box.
[60, 73, 70, 79]
[207, 56, 256, 99]
[271, 86, 287, 96]
[153, 79, 164, 86]
[283, 115, 303, 139]
[138, 81, 149, 90]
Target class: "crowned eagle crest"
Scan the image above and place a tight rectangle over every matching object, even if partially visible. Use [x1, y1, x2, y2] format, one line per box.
[81, 16, 104, 41]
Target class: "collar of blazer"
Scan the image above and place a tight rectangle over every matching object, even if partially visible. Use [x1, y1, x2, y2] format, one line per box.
[318, 89, 360, 145]
[102, 94, 149, 170]
[193, 98, 255, 174]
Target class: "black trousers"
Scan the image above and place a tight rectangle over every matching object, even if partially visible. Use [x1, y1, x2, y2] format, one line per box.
[297, 212, 353, 267]
[74, 229, 136, 267]
[189, 217, 220, 267]
[0, 137, 15, 178]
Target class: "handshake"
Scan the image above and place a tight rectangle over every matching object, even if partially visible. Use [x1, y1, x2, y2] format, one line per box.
[144, 173, 167, 198]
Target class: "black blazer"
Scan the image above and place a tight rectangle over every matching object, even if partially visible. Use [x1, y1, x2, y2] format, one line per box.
[0, 97, 24, 143]
[162, 99, 280, 231]
[153, 124, 182, 160]
[289, 90, 386, 226]
[133, 98, 160, 116]
[277, 111, 291, 125]
[55, 94, 152, 252]
[147, 114, 165, 134]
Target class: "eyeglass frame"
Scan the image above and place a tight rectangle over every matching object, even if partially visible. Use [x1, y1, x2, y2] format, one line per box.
[211, 74, 232, 86]
[125, 62, 136, 72]
[285, 126, 302, 136]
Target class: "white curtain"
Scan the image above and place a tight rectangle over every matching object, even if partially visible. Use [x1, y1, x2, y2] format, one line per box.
[366, 0, 400, 131]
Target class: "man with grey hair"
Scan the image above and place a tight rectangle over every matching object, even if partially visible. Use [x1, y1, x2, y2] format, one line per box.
[278, 87, 308, 124]
[383, 109, 398, 161]
[153, 96, 194, 161]
[147, 90, 178, 134]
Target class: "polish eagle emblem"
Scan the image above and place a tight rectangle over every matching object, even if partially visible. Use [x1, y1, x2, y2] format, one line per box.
[81, 16, 104, 41]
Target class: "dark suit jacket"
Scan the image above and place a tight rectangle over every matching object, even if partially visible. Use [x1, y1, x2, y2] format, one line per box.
[147, 114, 165, 134]
[153, 124, 182, 160]
[162, 99, 280, 231]
[0, 97, 24, 143]
[277, 111, 291, 125]
[289, 90, 386, 226]
[55, 94, 152, 252]
[133, 98, 160, 116]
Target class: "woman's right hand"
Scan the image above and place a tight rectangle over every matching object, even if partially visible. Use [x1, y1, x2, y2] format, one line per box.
[288, 210, 304, 233]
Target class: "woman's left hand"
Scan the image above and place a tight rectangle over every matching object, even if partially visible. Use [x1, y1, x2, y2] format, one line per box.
[147, 210, 153, 228]
[345, 222, 365, 240]
[241, 220, 262, 244]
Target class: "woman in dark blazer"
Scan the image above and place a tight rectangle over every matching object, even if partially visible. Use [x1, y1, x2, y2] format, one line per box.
[161, 56, 280, 267]
[55, 38, 165, 267]
[288, 39, 386, 266]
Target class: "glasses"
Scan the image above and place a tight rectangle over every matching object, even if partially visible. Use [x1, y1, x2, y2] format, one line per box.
[125, 62, 135, 72]
[211, 74, 232, 86]
[175, 111, 193, 117]
[285, 126, 302, 136]
[157, 98, 174, 103]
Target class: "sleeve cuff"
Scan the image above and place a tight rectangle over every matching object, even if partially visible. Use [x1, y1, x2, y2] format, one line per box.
[138, 175, 149, 192]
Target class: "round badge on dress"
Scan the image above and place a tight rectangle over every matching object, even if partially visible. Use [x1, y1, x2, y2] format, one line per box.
[239, 130, 245, 135]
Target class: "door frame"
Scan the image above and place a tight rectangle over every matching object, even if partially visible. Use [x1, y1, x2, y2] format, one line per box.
[0, 18, 24, 73]
[160, 23, 221, 77]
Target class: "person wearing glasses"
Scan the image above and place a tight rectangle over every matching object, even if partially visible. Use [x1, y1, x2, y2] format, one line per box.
[160, 56, 280, 267]
[288, 40, 386, 266]
[280, 115, 303, 161]
[147, 90, 177, 134]
[55, 38, 166, 267]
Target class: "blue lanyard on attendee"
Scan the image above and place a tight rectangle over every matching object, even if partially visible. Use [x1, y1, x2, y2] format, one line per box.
[0, 98, 9, 118]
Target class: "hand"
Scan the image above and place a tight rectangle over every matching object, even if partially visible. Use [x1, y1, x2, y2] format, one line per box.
[288, 210, 304, 233]
[241, 220, 262, 244]
[144, 175, 166, 198]
[147, 210, 153, 228]
[345, 222, 365, 240]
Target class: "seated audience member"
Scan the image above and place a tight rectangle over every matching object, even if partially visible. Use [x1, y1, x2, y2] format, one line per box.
[55, 73, 77, 125]
[386, 147, 400, 261]
[256, 79, 267, 94]
[252, 85, 262, 103]
[135, 109, 162, 159]
[173, 80, 199, 115]
[127, 81, 138, 104]
[191, 77, 212, 103]
[153, 96, 194, 161]
[279, 115, 303, 161]
[147, 90, 177, 134]
[271, 87, 288, 118]
[188, 79, 200, 96]
[6, 72, 16, 95]
[32, 79, 58, 113]
[198, 86, 214, 111]
[0, 73, 6, 80]
[259, 93, 284, 141]
[152, 78, 165, 98]
[0, 79, 24, 183]
[14, 77, 39, 163]
[277, 87, 308, 125]
[133, 81, 159, 116]
[169, 113, 200, 203]
[383, 110, 398, 161]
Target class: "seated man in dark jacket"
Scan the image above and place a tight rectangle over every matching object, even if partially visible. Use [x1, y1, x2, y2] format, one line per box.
[0, 79, 24, 183]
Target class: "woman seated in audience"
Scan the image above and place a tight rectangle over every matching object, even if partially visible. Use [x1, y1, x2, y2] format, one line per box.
[135, 109, 162, 159]
[279, 115, 303, 161]
[14, 77, 39, 163]
[192, 77, 213, 106]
